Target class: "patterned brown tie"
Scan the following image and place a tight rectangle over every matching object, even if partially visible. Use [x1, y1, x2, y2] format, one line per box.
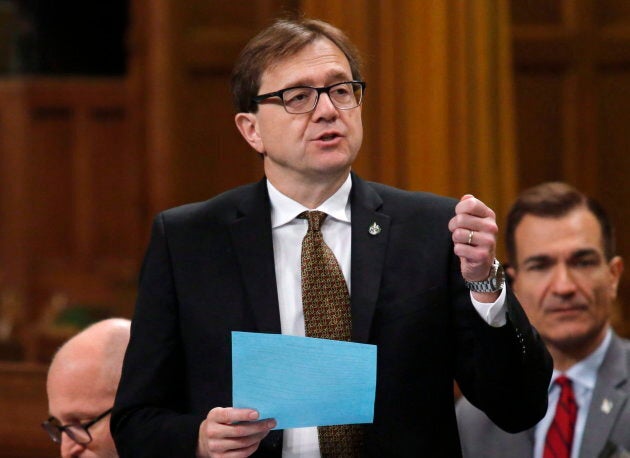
[299, 210, 363, 457]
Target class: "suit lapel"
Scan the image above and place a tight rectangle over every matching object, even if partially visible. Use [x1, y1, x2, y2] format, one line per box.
[349, 174, 390, 343]
[229, 179, 282, 334]
[579, 334, 629, 458]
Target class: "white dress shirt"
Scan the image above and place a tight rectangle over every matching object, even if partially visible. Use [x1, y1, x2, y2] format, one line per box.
[533, 328, 612, 458]
[266, 175, 507, 457]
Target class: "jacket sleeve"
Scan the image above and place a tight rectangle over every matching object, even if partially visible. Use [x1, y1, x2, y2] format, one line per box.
[453, 260, 553, 433]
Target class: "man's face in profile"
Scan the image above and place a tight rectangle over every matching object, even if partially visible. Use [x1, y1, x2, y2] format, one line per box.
[508, 208, 623, 356]
[47, 358, 118, 458]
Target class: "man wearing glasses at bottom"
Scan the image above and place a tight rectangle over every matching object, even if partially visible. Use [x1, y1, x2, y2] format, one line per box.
[42, 318, 130, 457]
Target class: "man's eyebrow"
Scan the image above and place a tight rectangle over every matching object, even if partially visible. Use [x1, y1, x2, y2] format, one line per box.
[570, 248, 600, 258]
[522, 248, 601, 266]
[53, 411, 95, 422]
[283, 70, 353, 88]
[522, 254, 552, 266]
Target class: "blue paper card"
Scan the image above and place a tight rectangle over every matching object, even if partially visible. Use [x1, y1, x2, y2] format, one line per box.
[232, 331, 376, 430]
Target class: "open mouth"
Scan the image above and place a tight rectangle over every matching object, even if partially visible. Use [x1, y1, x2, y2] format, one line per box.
[316, 131, 341, 142]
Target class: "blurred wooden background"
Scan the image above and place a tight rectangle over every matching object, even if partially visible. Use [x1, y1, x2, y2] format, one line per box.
[0, 1, 629, 456]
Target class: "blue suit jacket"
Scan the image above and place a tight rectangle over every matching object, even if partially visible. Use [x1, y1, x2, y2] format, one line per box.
[112, 173, 552, 457]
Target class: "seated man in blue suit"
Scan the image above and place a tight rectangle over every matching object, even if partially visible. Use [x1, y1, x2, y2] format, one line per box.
[457, 182, 630, 458]
[111, 17, 552, 457]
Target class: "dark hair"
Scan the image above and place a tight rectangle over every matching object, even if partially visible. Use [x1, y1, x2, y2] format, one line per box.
[506, 182, 616, 264]
[230, 17, 363, 113]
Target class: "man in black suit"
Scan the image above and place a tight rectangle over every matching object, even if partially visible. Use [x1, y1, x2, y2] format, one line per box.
[111, 17, 552, 457]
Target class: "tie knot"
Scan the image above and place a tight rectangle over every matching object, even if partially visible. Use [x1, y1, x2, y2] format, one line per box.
[299, 210, 327, 232]
[555, 375, 572, 389]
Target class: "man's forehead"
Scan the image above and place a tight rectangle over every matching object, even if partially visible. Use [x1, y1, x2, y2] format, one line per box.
[48, 392, 111, 421]
[259, 39, 351, 88]
[515, 210, 606, 259]
[518, 210, 601, 240]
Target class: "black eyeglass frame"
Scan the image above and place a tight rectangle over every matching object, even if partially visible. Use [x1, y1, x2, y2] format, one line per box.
[251, 80, 366, 114]
[41, 407, 113, 445]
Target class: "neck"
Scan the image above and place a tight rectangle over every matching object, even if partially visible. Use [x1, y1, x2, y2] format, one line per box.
[267, 170, 350, 209]
[547, 326, 608, 372]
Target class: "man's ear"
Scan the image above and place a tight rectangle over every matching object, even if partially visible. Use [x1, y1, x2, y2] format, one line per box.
[608, 256, 624, 299]
[235, 112, 264, 153]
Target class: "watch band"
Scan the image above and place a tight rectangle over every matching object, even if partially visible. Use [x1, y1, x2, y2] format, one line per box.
[464, 259, 505, 293]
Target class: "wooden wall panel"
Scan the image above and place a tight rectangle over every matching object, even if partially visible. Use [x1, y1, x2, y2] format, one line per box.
[0, 79, 142, 364]
[598, 0, 630, 24]
[0, 363, 56, 458]
[28, 111, 74, 258]
[513, 72, 565, 188]
[0, 83, 30, 352]
[512, 1, 562, 25]
[175, 75, 264, 203]
[91, 109, 142, 259]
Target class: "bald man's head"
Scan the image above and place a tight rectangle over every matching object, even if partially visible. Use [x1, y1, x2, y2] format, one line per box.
[45, 318, 130, 458]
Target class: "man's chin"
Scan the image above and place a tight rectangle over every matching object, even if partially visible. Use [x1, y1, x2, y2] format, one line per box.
[543, 324, 605, 354]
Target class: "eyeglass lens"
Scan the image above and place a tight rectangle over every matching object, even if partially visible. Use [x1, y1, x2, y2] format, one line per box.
[42, 419, 92, 445]
[42, 408, 112, 446]
[282, 82, 363, 114]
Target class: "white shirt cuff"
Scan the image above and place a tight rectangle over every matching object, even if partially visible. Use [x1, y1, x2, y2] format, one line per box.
[470, 287, 507, 327]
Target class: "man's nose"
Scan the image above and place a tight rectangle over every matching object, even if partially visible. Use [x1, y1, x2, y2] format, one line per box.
[312, 91, 338, 120]
[550, 264, 577, 296]
[60, 433, 86, 458]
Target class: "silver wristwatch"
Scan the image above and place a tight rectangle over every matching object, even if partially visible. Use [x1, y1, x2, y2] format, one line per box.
[464, 259, 505, 293]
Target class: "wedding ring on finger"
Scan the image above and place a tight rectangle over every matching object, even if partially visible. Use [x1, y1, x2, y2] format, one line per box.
[467, 230, 474, 245]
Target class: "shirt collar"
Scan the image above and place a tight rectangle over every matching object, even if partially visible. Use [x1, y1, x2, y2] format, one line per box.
[551, 327, 612, 391]
[267, 175, 352, 229]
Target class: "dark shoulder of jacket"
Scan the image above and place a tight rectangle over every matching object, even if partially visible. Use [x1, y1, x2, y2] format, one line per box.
[365, 180, 458, 215]
[157, 180, 264, 226]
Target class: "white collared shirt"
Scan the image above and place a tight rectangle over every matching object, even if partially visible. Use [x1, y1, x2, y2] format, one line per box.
[533, 328, 612, 458]
[266, 175, 507, 457]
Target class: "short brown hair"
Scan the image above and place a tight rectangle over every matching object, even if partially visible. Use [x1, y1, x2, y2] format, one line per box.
[230, 17, 363, 113]
[506, 182, 616, 265]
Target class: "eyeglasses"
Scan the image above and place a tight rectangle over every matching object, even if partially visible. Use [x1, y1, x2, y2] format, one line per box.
[252, 80, 366, 114]
[41, 408, 112, 446]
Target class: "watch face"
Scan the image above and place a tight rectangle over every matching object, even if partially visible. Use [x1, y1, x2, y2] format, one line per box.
[492, 264, 505, 290]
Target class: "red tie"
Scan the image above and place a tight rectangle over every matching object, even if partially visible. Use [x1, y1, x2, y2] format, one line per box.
[543, 375, 578, 458]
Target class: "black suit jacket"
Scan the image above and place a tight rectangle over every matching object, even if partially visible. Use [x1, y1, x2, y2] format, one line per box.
[112, 173, 552, 457]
